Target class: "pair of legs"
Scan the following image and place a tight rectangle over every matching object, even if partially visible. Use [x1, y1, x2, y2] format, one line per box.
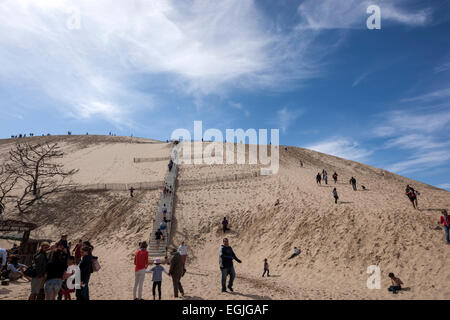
[76, 283, 90, 300]
[44, 279, 63, 300]
[409, 196, 418, 209]
[29, 277, 45, 300]
[172, 276, 184, 297]
[444, 226, 450, 243]
[262, 269, 270, 277]
[388, 285, 402, 294]
[352, 183, 357, 191]
[288, 253, 299, 259]
[133, 269, 146, 300]
[221, 266, 235, 291]
[152, 281, 162, 300]
[334, 196, 339, 204]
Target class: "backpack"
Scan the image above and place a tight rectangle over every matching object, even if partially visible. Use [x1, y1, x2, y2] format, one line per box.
[92, 257, 101, 272]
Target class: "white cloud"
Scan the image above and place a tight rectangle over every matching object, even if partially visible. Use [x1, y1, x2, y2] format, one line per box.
[386, 151, 450, 174]
[276, 107, 304, 133]
[307, 138, 373, 161]
[297, 0, 430, 30]
[0, 0, 336, 127]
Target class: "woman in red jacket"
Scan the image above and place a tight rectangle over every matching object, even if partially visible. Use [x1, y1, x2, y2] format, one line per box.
[133, 242, 149, 300]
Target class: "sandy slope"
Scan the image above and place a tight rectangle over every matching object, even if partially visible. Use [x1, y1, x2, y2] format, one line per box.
[1, 137, 449, 300]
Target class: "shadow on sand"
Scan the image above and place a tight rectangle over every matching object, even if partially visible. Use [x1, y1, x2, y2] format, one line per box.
[227, 291, 272, 300]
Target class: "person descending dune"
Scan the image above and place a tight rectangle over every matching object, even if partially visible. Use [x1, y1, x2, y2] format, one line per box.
[219, 238, 242, 293]
[333, 188, 339, 204]
[349, 177, 357, 191]
[405, 185, 418, 209]
[333, 172, 338, 184]
[316, 173, 322, 185]
[439, 210, 450, 244]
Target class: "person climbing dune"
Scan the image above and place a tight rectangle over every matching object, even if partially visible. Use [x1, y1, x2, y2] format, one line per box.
[333, 172, 338, 184]
[316, 173, 322, 185]
[405, 185, 418, 209]
[333, 188, 339, 204]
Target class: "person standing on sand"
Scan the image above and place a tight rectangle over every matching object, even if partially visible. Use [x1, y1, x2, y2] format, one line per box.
[262, 259, 270, 277]
[333, 188, 339, 204]
[349, 177, 357, 191]
[222, 217, 229, 233]
[29, 242, 49, 300]
[387, 273, 404, 294]
[333, 172, 338, 184]
[168, 248, 185, 298]
[133, 241, 148, 300]
[322, 169, 328, 184]
[146, 258, 168, 300]
[219, 238, 242, 292]
[129, 186, 135, 197]
[405, 185, 418, 209]
[316, 173, 322, 185]
[439, 210, 450, 244]
[178, 242, 188, 267]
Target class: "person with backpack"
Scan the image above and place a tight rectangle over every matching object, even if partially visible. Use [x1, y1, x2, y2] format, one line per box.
[439, 210, 450, 244]
[333, 172, 338, 184]
[29, 242, 50, 300]
[405, 185, 418, 209]
[219, 238, 242, 292]
[349, 177, 357, 191]
[133, 241, 149, 300]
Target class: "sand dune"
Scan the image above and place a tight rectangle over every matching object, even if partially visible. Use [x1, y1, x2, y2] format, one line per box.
[1, 136, 449, 300]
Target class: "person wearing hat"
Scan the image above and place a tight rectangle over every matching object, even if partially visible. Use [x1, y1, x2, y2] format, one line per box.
[146, 258, 168, 300]
[168, 248, 185, 298]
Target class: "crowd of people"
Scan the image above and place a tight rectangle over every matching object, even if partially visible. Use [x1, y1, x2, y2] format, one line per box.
[0, 235, 99, 300]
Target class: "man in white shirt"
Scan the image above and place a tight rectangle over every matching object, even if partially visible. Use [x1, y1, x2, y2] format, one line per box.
[178, 242, 187, 267]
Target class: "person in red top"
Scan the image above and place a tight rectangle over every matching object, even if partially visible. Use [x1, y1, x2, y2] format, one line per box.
[133, 242, 149, 300]
[72, 240, 82, 264]
[439, 210, 450, 244]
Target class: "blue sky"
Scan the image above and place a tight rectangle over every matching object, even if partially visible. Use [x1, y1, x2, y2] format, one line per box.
[0, 0, 449, 190]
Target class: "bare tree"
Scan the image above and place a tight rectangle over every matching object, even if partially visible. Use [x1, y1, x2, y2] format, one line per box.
[0, 166, 17, 217]
[7, 142, 78, 214]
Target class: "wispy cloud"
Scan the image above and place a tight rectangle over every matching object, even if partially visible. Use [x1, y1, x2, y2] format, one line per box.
[437, 183, 450, 191]
[435, 62, 450, 74]
[297, 0, 431, 30]
[373, 86, 450, 174]
[276, 107, 304, 133]
[307, 138, 373, 161]
[0, 0, 338, 128]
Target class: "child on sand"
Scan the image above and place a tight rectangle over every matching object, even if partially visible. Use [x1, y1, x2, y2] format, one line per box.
[388, 273, 404, 294]
[222, 217, 229, 233]
[288, 247, 301, 259]
[61, 256, 79, 300]
[146, 258, 169, 300]
[262, 259, 270, 277]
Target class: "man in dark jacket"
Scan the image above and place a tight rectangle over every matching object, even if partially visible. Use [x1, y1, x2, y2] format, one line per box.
[168, 248, 184, 298]
[219, 238, 241, 292]
[77, 246, 93, 301]
[29, 242, 50, 300]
